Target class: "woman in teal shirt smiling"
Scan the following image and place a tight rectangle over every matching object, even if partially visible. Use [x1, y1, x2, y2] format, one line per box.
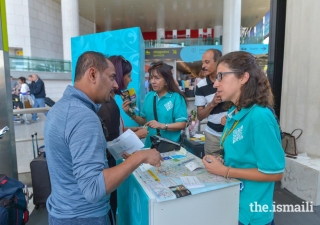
[202, 51, 285, 225]
[122, 61, 188, 148]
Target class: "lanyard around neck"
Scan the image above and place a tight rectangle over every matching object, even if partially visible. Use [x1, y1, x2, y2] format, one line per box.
[220, 120, 240, 149]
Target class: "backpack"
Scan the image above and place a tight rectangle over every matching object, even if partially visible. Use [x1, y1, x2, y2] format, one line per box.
[0, 174, 29, 225]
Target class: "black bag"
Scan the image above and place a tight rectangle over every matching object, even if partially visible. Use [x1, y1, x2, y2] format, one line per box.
[282, 129, 303, 156]
[45, 97, 55, 107]
[0, 174, 29, 225]
[150, 135, 181, 153]
[30, 132, 51, 209]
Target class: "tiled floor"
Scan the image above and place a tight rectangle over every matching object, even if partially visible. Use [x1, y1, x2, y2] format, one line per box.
[14, 112, 46, 179]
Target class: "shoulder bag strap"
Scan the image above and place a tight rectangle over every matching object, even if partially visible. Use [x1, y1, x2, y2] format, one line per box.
[291, 129, 303, 139]
[153, 95, 161, 136]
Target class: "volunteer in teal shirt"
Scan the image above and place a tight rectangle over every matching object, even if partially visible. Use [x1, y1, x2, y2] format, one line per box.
[123, 61, 187, 147]
[202, 51, 285, 225]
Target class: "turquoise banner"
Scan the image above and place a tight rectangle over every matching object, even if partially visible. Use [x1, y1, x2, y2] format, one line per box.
[118, 174, 149, 225]
[71, 27, 145, 126]
[180, 44, 268, 62]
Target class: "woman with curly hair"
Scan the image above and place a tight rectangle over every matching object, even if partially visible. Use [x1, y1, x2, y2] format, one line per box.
[202, 51, 285, 225]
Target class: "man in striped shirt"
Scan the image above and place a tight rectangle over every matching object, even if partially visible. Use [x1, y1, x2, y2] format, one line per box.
[195, 49, 227, 156]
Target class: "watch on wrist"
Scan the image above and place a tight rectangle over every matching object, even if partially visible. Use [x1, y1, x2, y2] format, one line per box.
[165, 124, 168, 130]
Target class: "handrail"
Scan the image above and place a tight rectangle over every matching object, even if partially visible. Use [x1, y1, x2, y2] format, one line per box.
[13, 108, 48, 142]
[13, 107, 50, 114]
[16, 137, 44, 143]
[9, 55, 71, 73]
[145, 36, 265, 48]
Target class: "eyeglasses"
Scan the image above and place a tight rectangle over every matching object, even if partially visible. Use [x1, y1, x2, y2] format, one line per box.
[216, 71, 238, 82]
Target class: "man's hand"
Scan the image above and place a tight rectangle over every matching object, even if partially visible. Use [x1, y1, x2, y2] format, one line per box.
[134, 127, 148, 139]
[210, 93, 222, 108]
[121, 152, 132, 159]
[221, 115, 227, 126]
[138, 148, 163, 167]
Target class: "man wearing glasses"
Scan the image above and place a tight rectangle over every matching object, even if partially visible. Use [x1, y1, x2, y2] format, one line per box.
[195, 49, 227, 156]
[44, 51, 162, 225]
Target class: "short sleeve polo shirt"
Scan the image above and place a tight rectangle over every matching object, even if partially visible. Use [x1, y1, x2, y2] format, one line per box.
[141, 91, 188, 148]
[222, 104, 285, 225]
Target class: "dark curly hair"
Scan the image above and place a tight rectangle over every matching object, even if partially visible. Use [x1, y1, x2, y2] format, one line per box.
[218, 51, 274, 110]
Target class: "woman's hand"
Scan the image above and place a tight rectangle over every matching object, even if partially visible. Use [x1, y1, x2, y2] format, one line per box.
[145, 120, 164, 130]
[202, 155, 227, 176]
[122, 100, 131, 115]
[129, 127, 140, 132]
[134, 127, 148, 139]
[216, 156, 224, 164]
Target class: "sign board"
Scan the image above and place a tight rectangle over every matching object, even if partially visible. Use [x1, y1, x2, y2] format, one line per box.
[145, 48, 181, 60]
[239, 44, 268, 55]
[180, 46, 222, 62]
[180, 44, 268, 62]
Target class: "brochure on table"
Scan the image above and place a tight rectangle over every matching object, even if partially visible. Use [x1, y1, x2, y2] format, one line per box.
[134, 151, 241, 202]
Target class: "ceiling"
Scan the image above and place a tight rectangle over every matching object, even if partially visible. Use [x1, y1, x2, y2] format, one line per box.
[53, 0, 270, 32]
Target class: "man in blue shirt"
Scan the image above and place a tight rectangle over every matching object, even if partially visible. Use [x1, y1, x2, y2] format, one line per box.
[45, 51, 162, 225]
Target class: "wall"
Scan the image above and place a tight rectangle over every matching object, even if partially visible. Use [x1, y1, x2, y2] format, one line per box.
[6, 0, 95, 60]
[28, 0, 63, 59]
[280, 0, 320, 157]
[6, 0, 32, 56]
[79, 16, 95, 36]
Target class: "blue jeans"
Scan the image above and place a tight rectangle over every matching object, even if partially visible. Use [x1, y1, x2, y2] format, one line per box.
[239, 219, 275, 225]
[49, 214, 111, 225]
[32, 98, 47, 121]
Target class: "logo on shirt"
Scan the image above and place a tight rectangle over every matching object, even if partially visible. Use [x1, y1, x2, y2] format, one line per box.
[233, 125, 243, 144]
[164, 101, 173, 111]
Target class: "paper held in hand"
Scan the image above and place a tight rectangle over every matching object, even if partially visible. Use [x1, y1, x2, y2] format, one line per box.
[107, 129, 145, 160]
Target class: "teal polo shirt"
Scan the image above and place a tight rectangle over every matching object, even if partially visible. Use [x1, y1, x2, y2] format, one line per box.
[222, 104, 285, 225]
[141, 91, 188, 148]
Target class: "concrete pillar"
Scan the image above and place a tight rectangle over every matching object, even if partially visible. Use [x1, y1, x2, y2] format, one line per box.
[281, 0, 320, 157]
[222, 0, 241, 54]
[214, 25, 223, 45]
[61, 0, 79, 61]
[214, 26, 223, 38]
[156, 3, 165, 41]
[156, 28, 165, 40]
[0, 0, 18, 178]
